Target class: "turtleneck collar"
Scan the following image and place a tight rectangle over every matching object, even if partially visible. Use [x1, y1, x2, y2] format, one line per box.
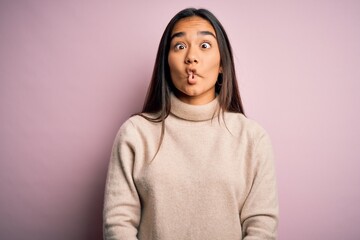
[170, 93, 220, 121]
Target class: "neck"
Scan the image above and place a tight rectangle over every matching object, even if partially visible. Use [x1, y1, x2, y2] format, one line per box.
[174, 90, 216, 105]
[170, 93, 220, 121]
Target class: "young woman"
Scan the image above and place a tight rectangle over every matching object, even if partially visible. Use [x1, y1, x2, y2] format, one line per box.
[103, 8, 278, 240]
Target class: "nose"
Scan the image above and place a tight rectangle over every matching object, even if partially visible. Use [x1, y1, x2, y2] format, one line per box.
[185, 56, 198, 64]
[185, 47, 198, 64]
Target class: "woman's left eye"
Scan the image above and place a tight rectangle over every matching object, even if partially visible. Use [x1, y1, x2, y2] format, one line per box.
[201, 42, 211, 49]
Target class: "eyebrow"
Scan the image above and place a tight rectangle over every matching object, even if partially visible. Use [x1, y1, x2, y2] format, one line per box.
[170, 31, 216, 40]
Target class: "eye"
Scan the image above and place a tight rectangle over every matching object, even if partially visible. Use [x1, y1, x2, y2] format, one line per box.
[201, 42, 211, 49]
[174, 43, 186, 50]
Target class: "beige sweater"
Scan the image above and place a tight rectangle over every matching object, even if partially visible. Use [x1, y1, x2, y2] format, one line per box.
[103, 95, 278, 240]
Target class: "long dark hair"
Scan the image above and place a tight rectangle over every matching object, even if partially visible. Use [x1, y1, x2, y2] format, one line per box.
[141, 8, 245, 122]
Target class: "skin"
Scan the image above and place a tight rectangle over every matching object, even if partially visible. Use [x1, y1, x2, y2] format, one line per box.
[168, 16, 222, 105]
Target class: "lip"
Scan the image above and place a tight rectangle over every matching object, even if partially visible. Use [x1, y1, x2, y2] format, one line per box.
[186, 70, 198, 85]
[186, 67, 197, 73]
[186, 69, 201, 78]
[185, 73, 198, 78]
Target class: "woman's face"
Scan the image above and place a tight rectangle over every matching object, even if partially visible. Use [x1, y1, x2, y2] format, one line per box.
[168, 16, 221, 105]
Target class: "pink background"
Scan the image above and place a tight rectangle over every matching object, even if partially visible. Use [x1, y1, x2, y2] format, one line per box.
[1, 0, 359, 239]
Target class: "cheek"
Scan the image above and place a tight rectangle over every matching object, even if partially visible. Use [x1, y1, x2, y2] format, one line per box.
[168, 53, 173, 66]
[204, 52, 221, 70]
[168, 56, 184, 81]
[168, 53, 180, 69]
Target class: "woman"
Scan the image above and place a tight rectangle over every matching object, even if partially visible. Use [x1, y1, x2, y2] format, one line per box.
[103, 8, 278, 240]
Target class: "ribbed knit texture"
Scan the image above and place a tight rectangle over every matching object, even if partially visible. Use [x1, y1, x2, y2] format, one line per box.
[103, 94, 279, 240]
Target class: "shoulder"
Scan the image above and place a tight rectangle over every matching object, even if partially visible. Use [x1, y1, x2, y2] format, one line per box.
[114, 114, 162, 144]
[224, 112, 274, 163]
[223, 112, 271, 144]
[118, 114, 159, 132]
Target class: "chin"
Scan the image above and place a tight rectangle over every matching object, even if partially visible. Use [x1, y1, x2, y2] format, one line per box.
[182, 90, 201, 97]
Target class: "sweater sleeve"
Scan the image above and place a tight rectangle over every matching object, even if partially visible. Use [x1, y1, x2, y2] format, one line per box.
[103, 121, 141, 240]
[241, 131, 279, 240]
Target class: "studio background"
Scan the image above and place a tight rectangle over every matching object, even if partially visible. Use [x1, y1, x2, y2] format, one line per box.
[1, 0, 359, 239]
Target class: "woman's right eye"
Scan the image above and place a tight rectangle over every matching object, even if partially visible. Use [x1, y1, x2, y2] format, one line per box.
[174, 43, 186, 50]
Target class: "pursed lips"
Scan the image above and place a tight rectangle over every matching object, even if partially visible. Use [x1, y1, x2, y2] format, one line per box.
[186, 70, 199, 84]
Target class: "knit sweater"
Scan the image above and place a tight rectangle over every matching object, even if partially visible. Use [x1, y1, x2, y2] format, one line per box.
[103, 94, 279, 240]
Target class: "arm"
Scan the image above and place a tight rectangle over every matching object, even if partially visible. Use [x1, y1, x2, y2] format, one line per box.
[103, 122, 141, 240]
[241, 132, 279, 239]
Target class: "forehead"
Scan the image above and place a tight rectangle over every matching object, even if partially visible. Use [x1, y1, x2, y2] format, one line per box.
[171, 16, 216, 35]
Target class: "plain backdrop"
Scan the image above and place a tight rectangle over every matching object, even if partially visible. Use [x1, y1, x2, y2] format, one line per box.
[1, 0, 359, 239]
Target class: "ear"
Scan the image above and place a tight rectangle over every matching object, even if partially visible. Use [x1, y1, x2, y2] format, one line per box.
[219, 66, 223, 73]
